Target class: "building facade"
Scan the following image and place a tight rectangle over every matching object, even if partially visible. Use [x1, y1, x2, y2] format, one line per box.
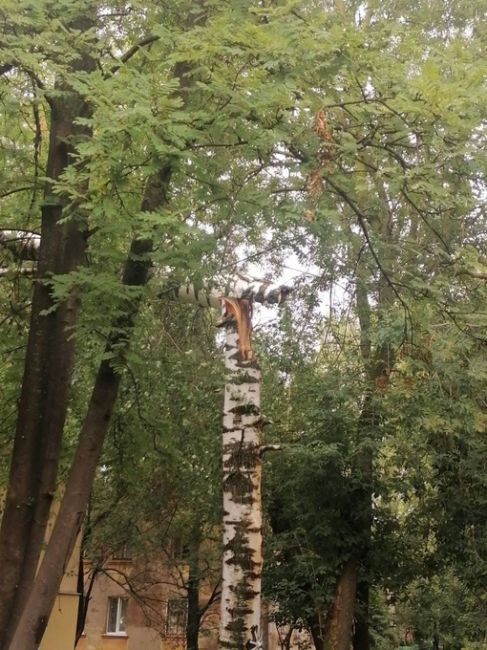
[77, 547, 220, 650]
[74, 552, 306, 650]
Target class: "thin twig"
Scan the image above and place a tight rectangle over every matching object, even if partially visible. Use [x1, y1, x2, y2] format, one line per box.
[324, 174, 411, 325]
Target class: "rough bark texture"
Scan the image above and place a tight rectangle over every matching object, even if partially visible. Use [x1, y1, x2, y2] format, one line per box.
[219, 302, 263, 650]
[0, 16, 96, 645]
[7, 165, 171, 650]
[323, 559, 358, 650]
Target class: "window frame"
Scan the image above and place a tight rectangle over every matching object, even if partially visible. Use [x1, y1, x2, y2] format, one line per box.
[105, 596, 128, 636]
[165, 597, 187, 636]
[112, 544, 132, 561]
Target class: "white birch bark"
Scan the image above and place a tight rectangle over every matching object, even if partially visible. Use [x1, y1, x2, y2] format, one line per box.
[171, 276, 290, 308]
[219, 313, 263, 650]
[0, 229, 40, 261]
[172, 280, 289, 649]
[174, 281, 289, 649]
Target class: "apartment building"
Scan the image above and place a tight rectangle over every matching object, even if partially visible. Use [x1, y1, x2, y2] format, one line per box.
[74, 547, 306, 650]
[76, 546, 220, 650]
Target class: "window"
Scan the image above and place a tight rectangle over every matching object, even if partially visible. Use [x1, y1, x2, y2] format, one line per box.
[112, 544, 132, 561]
[106, 597, 128, 635]
[165, 598, 187, 636]
[168, 537, 189, 561]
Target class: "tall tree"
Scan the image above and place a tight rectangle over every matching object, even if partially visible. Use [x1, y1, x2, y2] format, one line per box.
[0, 2, 305, 646]
[0, 7, 98, 644]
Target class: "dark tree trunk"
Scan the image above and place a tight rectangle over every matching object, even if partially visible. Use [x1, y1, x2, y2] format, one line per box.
[75, 550, 86, 645]
[323, 558, 358, 650]
[432, 631, 440, 650]
[0, 14, 96, 646]
[350, 392, 375, 650]
[186, 535, 201, 650]
[75, 544, 99, 646]
[309, 611, 325, 650]
[7, 165, 172, 650]
[322, 391, 374, 650]
[353, 582, 370, 650]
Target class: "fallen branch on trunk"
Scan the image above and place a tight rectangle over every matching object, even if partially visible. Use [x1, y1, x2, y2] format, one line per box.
[169, 275, 291, 308]
[0, 229, 41, 262]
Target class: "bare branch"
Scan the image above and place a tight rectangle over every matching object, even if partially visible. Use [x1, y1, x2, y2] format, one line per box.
[108, 35, 160, 76]
[0, 187, 33, 199]
[259, 444, 281, 456]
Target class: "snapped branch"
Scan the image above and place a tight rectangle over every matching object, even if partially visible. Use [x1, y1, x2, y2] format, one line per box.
[0, 229, 41, 262]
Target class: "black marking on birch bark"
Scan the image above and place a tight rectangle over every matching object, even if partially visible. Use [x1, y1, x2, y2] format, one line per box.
[220, 640, 240, 649]
[243, 571, 261, 581]
[233, 357, 260, 371]
[224, 471, 254, 504]
[228, 351, 260, 367]
[233, 412, 242, 425]
[223, 441, 260, 471]
[225, 615, 249, 649]
[233, 580, 260, 604]
[230, 404, 260, 416]
[228, 372, 260, 385]
[224, 526, 257, 569]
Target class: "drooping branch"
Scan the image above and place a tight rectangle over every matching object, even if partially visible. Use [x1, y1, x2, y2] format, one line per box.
[0, 233, 293, 307]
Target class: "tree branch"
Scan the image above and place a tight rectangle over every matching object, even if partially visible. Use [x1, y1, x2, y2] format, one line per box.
[108, 35, 160, 76]
[0, 230, 41, 261]
[323, 176, 407, 311]
[164, 276, 291, 309]
[0, 187, 33, 199]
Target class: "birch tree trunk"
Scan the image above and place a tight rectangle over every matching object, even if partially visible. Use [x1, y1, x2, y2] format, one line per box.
[219, 299, 263, 650]
[173, 282, 288, 650]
